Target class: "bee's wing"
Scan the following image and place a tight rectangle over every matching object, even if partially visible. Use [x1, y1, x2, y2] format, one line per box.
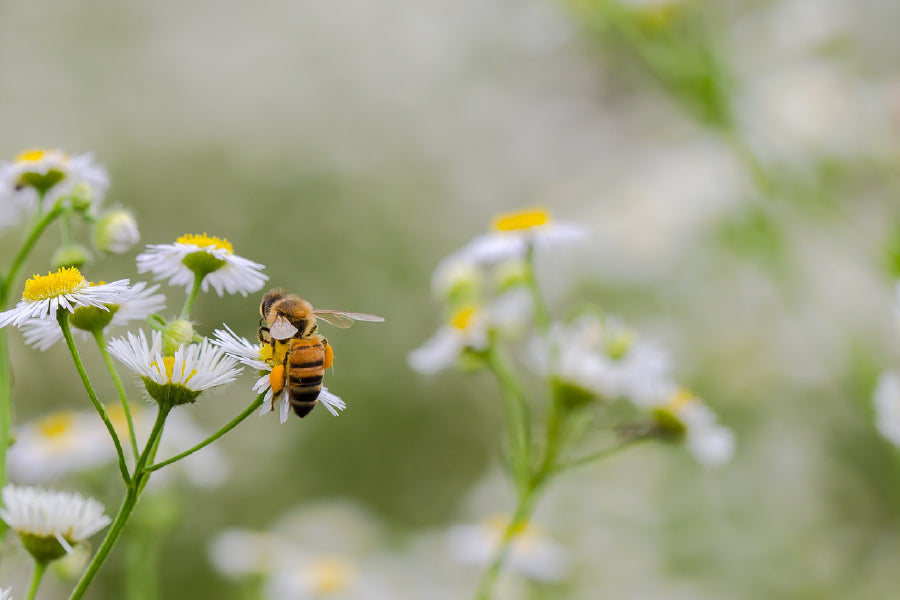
[313, 310, 386, 329]
[269, 315, 299, 340]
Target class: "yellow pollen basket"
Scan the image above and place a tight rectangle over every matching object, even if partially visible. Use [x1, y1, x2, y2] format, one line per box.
[36, 412, 76, 438]
[22, 267, 86, 301]
[176, 233, 233, 254]
[492, 207, 551, 232]
[308, 557, 356, 594]
[154, 356, 197, 383]
[450, 306, 478, 331]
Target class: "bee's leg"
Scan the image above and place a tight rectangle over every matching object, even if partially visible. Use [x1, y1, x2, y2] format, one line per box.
[322, 338, 334, 370]
[258, 326, 273, 345]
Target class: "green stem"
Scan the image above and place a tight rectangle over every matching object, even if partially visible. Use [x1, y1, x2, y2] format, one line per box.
[26, 559, 49, 600]
[146, 392, 266, 474]
[484, 346, 532, 494]
[68, 406, 170, 600]
[179, 273, 203, 319]
[93, 329, 140, 461]
[2, 204, 63, 304]
[60, 211, 73, 245]
[558, 432, 650, 473]
[57, 312, 131, 483]
[522, 243, 550, 332]
[474, 484, 541, 600]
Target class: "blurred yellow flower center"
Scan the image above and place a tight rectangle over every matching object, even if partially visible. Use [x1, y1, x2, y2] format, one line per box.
[16, 149, 48, 162]
[107, 405, 139, 437]
[36, 412, 76, 438]
[450, 306, 477, 330]
[484, 514, 541, 547]
[23, 267, 86, 301]
[664, 388, 694, 414]
[154, 357, 197, 383]
[308, 557, 356, 594]
[492, 207, 550, 232]
[177, 233, 233, 253]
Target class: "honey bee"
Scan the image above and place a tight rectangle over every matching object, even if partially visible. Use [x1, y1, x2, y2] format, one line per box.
[257, 289, 384, 419]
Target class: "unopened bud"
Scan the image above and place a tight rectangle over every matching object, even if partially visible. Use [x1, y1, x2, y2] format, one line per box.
[162, 319, 195, 356]
[69, 182, 94, 212]
[51, 244, 92, 270]
[94, 210, 140, 254]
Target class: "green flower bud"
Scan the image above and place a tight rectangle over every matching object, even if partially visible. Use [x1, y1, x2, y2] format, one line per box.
[162, 319, 195, 356]
[68, 182, 94, 212]
[93, 209, 140, 254]
[70, 304, 118, 332]
[51, 244, 92, 270]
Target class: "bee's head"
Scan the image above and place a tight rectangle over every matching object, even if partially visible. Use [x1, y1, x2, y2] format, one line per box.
[260, 289, 287, 320]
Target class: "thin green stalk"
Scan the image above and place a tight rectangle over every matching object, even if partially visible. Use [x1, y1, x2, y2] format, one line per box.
[522, 243, 550, 332]
[93, 329, 140, 460]
[179, 273, 203, 319]
[484, 346, 532, 493]
[68, 406, 170, 600]
[2, 205, 63, 303]
[59, 211, 73, 245]
[558, 432, 650, 473]
[57, 312, 131, 483]
[474, 483, 541, 600]
[26, 559, 49, 600]
[146, 392, 266, 474]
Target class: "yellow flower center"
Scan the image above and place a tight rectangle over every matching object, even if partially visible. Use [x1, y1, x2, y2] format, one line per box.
[664, 388, 694, 414]
[36, 412, 76, 438]
[492, 207, 551, 232]
[176, 233, 233, 253]
[16, 149, 48, 162]
[22, 267, 86, 301]
[450, 306, 477, 331]
[153, 357, 197, 383]
[308, 557, 356, 594]
[259, 343, 274, 363]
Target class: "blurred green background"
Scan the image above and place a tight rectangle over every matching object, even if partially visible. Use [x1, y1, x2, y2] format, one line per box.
[3, 0, 900, 597]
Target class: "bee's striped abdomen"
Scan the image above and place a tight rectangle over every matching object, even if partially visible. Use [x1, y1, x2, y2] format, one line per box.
[286, 337, 326, 418]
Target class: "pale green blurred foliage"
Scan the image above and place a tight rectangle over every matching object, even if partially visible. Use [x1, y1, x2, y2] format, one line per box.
[2, 0, 900, 597]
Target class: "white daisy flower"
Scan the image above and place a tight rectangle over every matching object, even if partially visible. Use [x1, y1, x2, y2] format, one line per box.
[20, 281, 165, 350]
[211, 326, 346, 423]
[209, 528, 294, 579]
[107, 329, 240, 408]
[136, 233, 267, 297]
[0, 484, 111, 562]
[533, 314, 671, 403]
[450, 207, 588, 266]
[8, 410, 115, 482]
[447, 515, 570, 582]
[0, 149, 109, 213]
[408, 305, 490, 375]
[0, 267, 130, 330]
[266, 554, 364, 599]
[874, 371, 900, 447]
[646, 386, 735, 468]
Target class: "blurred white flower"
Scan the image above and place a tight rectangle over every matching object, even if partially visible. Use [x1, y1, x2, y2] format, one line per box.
[137, 233, 267, 297]
[8, 411, 114, 483]
[0, 149, 109, 214]
[0, 484, 111, 561]
[874, 371, 900, 447]
[0, 267, 130, 330]
[266, 555, 364, 600]
[0, 587, 11, 600]
[451, 207, 587, 266]
[534, 314, 671, 403]
[209, 528, 293, 579]
[643, 386, 735, 468]
[408, 305, 490, 374]
[211, 325, 346, 423]
[148, 409, 230, 489]
[447, 514, 570, 582]
[20, 281, 165, 350]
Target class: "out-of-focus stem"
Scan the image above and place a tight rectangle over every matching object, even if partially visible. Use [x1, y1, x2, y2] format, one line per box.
[93, 329, 140, 461]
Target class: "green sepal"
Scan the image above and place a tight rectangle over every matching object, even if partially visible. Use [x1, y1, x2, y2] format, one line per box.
[182, 251, 225, 278]
[18, 169, 65, 196]
[142, 378, 202, 410]
[70, 305, 118, 332]
[20, 532, 69, 563]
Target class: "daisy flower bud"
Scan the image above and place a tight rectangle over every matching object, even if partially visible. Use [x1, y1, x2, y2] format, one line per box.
[50, 243, 92, 271]
[0, 484, 111, 563]
[94, 209, 140, 254]
[161, 319, 196, 356]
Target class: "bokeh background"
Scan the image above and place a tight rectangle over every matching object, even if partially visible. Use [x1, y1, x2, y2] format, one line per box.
[3, 0, 900, 597]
